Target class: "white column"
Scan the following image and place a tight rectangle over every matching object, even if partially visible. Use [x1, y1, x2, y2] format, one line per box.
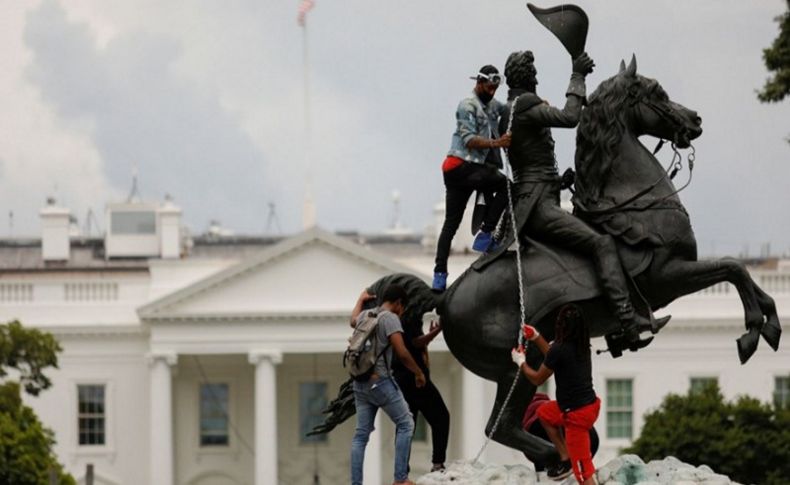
[363, 413, 382, 485]
[249, 350, 283, 485]
[461, 368, 488, 460]
[148, 352, 177, 485]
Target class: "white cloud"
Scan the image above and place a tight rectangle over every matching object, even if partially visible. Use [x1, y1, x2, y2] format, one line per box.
[0, 1, 117, 237]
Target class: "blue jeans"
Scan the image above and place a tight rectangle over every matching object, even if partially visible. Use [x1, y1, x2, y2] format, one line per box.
[351, 377, 414, 485]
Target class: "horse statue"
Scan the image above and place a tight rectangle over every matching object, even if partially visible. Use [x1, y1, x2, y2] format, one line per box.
[355, 57, 782, 467]
[312, 57, 782, 467]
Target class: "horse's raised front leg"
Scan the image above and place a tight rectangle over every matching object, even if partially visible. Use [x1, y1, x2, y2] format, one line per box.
[484, 351, 558, 466]
[650, 257, 777, 363]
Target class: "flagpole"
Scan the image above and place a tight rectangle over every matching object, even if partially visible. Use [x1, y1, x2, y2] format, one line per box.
[301, 16, 316, 229]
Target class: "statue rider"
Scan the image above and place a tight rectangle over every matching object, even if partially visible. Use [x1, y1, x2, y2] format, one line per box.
[490, 50, 669, 343]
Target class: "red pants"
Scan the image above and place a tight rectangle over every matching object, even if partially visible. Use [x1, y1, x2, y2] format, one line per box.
[537, 398, 601, 483]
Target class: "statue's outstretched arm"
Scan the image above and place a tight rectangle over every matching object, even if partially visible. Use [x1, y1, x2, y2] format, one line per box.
[514, 73, 587, 128]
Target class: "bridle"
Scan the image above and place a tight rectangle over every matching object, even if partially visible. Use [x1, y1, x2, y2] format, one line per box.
[576, 83, 697, 216]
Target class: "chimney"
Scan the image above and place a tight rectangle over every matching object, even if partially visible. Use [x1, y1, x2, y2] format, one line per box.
[158, 196, 182, 259]
[40, 197, 70, 261]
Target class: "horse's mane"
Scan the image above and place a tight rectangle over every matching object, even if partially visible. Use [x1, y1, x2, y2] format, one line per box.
[575, 73, 652, 205]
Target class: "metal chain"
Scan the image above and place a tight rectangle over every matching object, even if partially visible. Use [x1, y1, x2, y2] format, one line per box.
[473, 95, 529, 463]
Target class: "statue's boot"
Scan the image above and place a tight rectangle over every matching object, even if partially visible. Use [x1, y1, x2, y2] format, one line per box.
[616, 303, 671, 340]
[592, 235, 671, 342]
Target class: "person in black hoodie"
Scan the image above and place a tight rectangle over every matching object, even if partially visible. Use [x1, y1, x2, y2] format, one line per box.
[392, 312, 450, 473]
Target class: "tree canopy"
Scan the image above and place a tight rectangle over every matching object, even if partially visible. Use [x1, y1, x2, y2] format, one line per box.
[758, 0, 790, 103]
[624, 382, 790, 485]
[0, 320, 61, 396]
[0, 320, 74, 485]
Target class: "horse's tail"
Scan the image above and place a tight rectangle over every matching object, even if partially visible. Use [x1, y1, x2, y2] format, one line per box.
[367, 273, 441, 328]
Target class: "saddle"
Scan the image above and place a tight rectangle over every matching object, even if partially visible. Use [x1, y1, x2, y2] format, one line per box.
[481, 238, 653, 327]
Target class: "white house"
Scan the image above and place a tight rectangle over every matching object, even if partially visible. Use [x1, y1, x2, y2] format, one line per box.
[0, 198, 788, 485]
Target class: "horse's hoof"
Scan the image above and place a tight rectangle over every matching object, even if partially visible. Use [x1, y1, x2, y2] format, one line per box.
[736, 328, 760, 364]
[760, 316, 782, 351]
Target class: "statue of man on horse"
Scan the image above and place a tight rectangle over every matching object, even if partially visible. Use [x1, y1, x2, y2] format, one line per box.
[313, 2, 782, 472]
[473, 46, 668, 353]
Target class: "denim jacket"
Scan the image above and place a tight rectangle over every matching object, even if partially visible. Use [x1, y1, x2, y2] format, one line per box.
[447, 92, 507, 166]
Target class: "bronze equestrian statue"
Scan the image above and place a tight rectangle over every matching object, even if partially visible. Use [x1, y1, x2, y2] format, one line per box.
[312, 4, 782, 472]
[313, 57, 782, 468]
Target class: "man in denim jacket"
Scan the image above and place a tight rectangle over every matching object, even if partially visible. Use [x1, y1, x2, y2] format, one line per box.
[433, 65, 512, 291]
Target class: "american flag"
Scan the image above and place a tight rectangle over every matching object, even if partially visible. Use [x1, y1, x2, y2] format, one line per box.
[297, 0, 315, 27]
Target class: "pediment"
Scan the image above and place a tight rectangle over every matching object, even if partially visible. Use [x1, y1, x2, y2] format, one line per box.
[138, 227, 426, 320]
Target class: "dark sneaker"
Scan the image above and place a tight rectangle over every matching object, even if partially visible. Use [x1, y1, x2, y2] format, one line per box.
[432, 272, 448, 291]
[547, 460, 572, 481]
[430, 463, 446, 473]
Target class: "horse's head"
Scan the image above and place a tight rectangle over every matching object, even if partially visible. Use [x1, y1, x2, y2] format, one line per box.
[614, 56, 702, 148]
[575, 55, 703, 203]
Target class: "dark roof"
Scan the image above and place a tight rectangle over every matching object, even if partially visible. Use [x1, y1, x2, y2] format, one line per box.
[0, 231, 426, 272]
[0, 238, 148, 272]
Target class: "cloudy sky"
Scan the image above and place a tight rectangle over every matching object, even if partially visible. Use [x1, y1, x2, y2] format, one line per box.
[1, 0, 788, 256]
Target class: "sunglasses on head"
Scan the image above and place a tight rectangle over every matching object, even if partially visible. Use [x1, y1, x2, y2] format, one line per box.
[472, 72, 502, 85]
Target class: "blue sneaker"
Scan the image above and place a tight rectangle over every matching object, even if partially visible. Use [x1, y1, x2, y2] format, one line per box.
[472, 231, 497, 253]
[432, 272, 448, 291]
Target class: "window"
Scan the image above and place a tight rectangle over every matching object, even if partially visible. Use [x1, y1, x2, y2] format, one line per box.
[200, 383, 229, 446]
[774, 376, 790, 409]
[606, 379, 633, 439]
[300, 382, 328, 443]
[78, 385, 106, 445]
[412, 414, 428, 443]
[690, 377, 718, 394]
[111, 211, 156, 235]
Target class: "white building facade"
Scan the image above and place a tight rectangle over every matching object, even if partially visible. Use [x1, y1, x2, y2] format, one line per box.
[1, 204, 789, 485]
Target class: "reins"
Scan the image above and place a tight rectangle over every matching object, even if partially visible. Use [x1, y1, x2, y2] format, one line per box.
[576, 94, 697, 216]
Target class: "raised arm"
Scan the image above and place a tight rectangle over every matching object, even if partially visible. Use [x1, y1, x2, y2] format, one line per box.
[349, 289, 376, 327]
[512, 53, 594, 129]
[411, 319, 442, 350]
[522, 324, 550, 355]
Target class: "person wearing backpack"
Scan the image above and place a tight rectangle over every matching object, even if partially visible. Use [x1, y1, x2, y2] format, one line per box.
[349, 285, 426, 485]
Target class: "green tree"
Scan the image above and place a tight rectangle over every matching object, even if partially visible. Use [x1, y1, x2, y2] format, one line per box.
[624, 382, 790, 485]
[758, 0, 790, 103]
[0, 320, 75, 485]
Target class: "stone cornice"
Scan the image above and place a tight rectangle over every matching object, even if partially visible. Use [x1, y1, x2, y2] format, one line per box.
[141, 310, 350, 323]
[33, 324, 146, 338]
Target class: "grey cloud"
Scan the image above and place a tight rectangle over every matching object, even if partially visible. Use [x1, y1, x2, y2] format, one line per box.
[24, 0, 277, 233]
[14, 0, 790, 254]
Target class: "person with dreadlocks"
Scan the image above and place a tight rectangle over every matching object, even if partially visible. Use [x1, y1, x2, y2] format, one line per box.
[511, 304, 600, 484]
